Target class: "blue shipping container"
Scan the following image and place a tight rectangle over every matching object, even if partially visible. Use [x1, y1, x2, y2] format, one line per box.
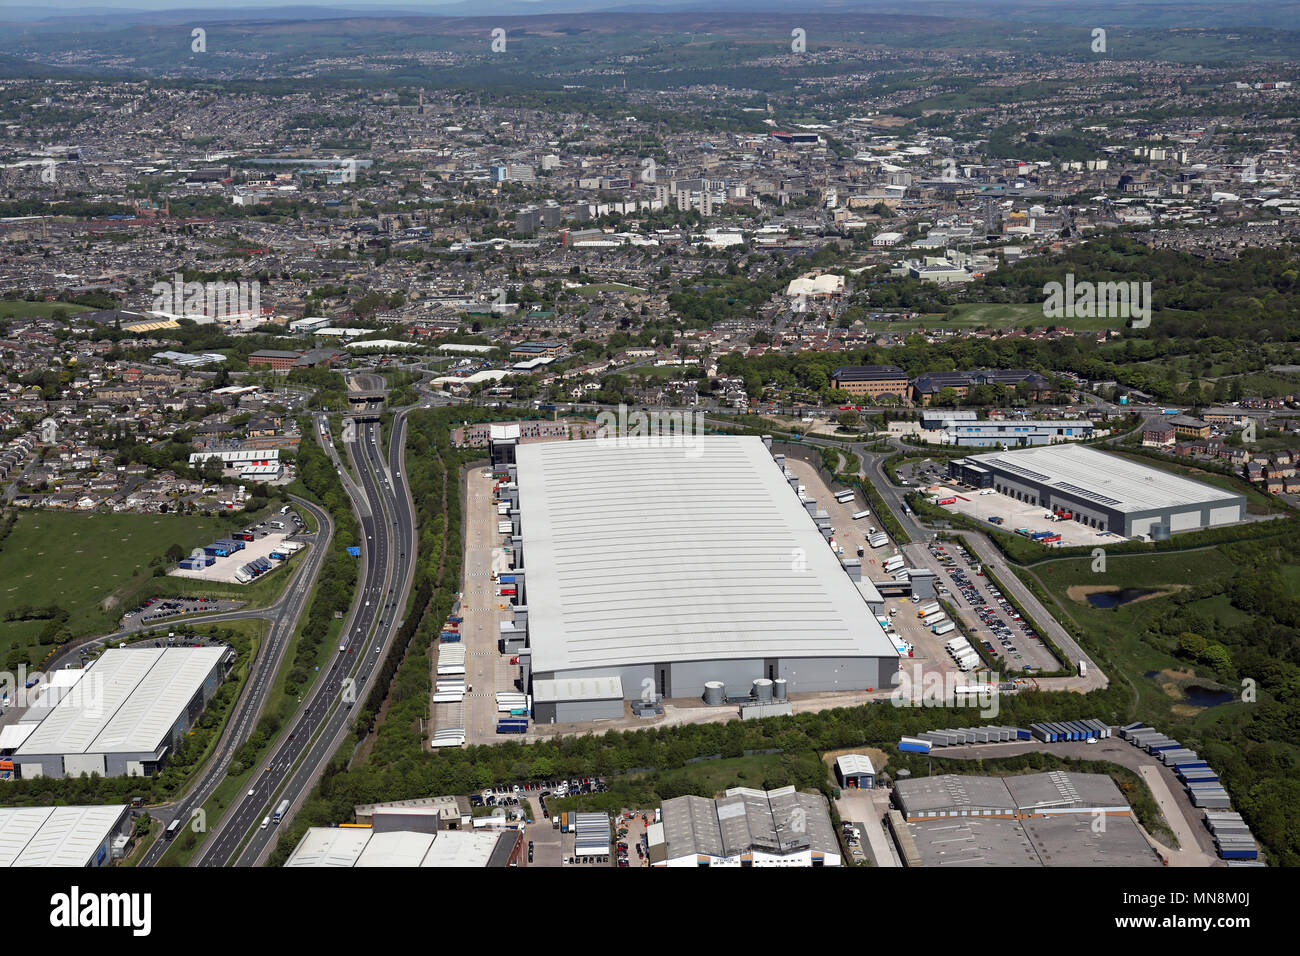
[1216, 848, 1258, 863]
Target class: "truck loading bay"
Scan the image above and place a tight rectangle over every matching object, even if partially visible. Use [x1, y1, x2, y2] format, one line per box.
[445, 449, 1066, 745]
[433, 466, 521, 745]
[783, 458, 1059, 680]
[937, 484, 1121, 547]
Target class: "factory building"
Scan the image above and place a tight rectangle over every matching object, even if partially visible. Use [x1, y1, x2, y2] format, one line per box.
[893, 772, 1162, 867]
[651, 787, 841, 866]
[285, 808, 522, 867]
[7, 647, 233, 779]
[947, 443, 1245, 538]
[0, 805, 133, 866]
[502, 434, 899, 711]
[920, 412, 1094, 447]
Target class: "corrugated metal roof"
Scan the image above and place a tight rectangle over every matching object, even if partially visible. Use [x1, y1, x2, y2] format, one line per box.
[516, 436, 899, 672]
[531, 676, 623, 703]
[16, 648, 226, 757]
[284, 827, 372, 867]
[0, 805, 127, 867]
[969, 443, 1242, 513]
[91, 648, 226, 752]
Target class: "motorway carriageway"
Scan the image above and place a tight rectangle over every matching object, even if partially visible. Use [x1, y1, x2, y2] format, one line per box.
[191, 405, 416, 866]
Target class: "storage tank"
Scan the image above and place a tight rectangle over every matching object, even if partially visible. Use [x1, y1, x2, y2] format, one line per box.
[773, 678, 788, 701]
[1152, 523, 1171, 541]
[703, 681, 725, 706]
[753, 678, 773, 702]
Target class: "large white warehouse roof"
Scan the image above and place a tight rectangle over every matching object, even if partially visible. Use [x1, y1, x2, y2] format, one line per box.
[968, 443, 1242, 513]
[15, 647, 227, 757]
[515, 435, 897, 672]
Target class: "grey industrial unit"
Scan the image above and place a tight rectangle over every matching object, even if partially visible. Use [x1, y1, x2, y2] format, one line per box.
[532, 677, 624, 723]
[835, 753, 876, 789]
[511, 435, 900, 702]
[657, 786, 841, 866]
[9, 646, 233, 779]
[947, 443, 1246, 538]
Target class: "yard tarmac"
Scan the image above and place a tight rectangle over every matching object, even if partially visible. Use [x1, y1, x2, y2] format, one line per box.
[934, 485, 1123, 548]
[441, 466, 519, 746]
[167, 530, 302, 584]
[836, 789, 898, 866]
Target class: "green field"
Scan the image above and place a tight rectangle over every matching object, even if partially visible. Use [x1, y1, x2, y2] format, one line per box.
[863, 301, 1136, 332]
[949, 302, 1134, 330]
[0, 510, 258, 667]
[0, 301, 93, 320]
[1020, 547, 1246, 722]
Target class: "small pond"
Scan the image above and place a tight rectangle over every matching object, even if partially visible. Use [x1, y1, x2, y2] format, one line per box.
[1087, 588, 1158, 609]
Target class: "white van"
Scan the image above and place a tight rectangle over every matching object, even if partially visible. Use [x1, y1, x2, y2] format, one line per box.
[260, 816, 270, 830]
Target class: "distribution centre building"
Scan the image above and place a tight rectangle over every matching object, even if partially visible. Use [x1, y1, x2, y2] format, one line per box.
[0, 804, 132, 866]
[8, 646, 233, 779]
[947, 443, 1246, 538]
[512, 434, 900, 707]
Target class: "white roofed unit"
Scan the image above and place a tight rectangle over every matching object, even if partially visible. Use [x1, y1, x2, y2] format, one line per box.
[516, 436, 898, 700]
[286, 827, 516, 867]
[283, 826, 373, 867]
[966, 443, 1246, 537]
[187, 448, 280, 466]
[12, 647, 231, 779]
[0, 805, 130, 867]
[532, 676, 623, 704]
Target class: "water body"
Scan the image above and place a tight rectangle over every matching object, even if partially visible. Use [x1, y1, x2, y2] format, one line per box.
[1087, 588, 1158, 609]
[1184, 686, 1236, 708]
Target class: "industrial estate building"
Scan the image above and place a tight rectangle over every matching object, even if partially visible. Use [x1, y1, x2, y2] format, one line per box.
[503, 434, 899, 716]
[0, 804, 132, 867]
[651, 786, 841, 866]
[285, 805, 522, 867]
[5, 647, 233, 779]
[919, 410, 1095, 447]
[893, 772, 1161, 867]
[835, 753, 877, 790]
[946, 443, 1246, 537]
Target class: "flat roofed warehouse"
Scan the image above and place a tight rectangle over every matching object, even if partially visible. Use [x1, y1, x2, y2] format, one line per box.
[285, 826, 519, 867]
[950, 443, 1245, 537]
[10, 647, 232, 779]
[514, 435, 899, 699]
